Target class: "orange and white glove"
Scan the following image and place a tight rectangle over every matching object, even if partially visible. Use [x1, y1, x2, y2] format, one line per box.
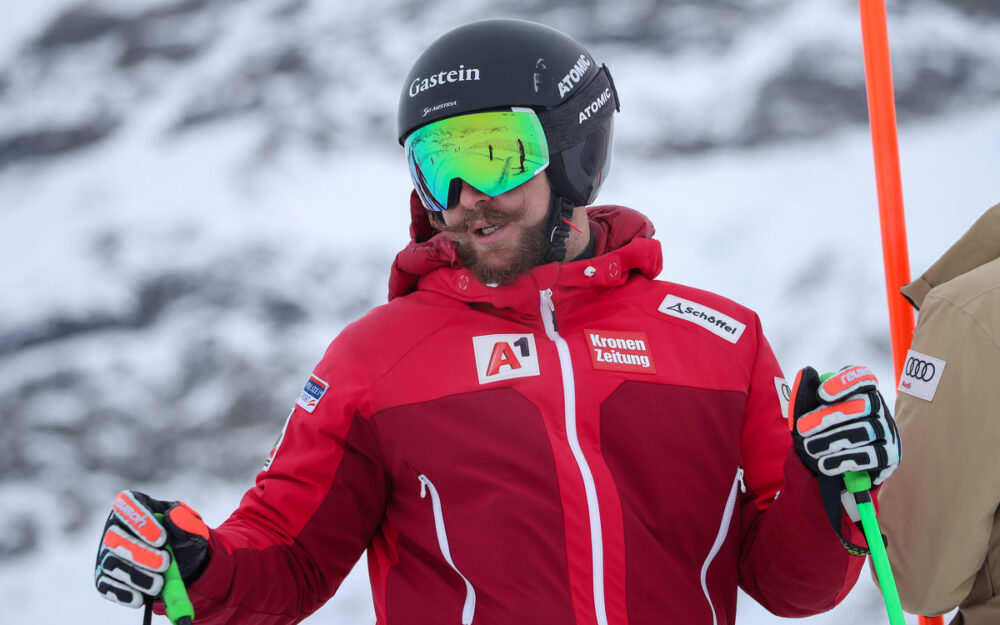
[788, 365, 901, 487]
[94, 490, 210, 609]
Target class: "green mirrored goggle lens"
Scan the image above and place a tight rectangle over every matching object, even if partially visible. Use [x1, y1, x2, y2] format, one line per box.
[405, 109, 550, 211]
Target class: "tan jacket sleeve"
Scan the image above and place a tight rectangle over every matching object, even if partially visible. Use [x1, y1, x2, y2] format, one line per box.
[877, 291, 1000, 616]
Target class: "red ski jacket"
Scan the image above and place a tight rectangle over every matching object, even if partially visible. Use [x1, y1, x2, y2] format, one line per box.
[184, 198, 865, 624]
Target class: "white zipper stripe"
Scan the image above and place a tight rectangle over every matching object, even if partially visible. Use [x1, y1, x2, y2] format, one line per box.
[419, 474, 476, 625]
[539, 289, 609, 625]
[700, 466, 744, 625]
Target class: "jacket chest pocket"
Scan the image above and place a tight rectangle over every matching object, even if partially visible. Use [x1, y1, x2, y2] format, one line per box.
[418, 474, 477, 625]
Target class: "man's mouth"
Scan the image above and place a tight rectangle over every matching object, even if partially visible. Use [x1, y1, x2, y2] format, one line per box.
[477, 224, 500, 235]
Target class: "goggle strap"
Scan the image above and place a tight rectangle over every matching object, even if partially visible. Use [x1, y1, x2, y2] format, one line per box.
[536, 65, 619, 153]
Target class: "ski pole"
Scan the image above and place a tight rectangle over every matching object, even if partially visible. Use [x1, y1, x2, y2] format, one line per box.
[154, 513, 195, 625]
[815, 371, 904, 624]
[843, 471, 905, 625]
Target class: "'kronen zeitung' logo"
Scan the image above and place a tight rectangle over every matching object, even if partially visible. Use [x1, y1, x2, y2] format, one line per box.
[409, 65, 481, 97]
[586, 329, 656, 374]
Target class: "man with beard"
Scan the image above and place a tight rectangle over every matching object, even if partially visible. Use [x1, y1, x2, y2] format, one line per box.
[94, 19, 901, 625]
[433, 171, 570, 286]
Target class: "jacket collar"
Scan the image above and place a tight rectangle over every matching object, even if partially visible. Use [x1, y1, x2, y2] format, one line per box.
[901, 202, 1000, 310]
[388, 190, 662, 311]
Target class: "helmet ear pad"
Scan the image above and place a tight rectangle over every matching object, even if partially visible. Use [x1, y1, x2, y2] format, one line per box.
[536, 64, 618, 207]
[545, 115, 614, 207]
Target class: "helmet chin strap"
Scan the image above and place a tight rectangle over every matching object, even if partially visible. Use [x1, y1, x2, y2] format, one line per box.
[542, 192, 576, 264]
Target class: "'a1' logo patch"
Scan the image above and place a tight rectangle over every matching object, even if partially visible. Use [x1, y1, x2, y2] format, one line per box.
[473, 334, 540, 384]
[586, 329, 656, 374]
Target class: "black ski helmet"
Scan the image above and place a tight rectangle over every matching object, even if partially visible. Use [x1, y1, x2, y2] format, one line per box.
[397, 18, 620, 210]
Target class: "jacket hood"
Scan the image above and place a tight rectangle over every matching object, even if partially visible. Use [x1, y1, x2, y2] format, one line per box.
[388, 190, 661, 304]
[901, 202, 1000, 310]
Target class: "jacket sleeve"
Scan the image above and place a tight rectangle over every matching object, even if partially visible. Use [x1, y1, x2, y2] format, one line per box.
[735, 318, 865, 616]
[181, 336, 390, 625]
[876, 293, 1000, 616]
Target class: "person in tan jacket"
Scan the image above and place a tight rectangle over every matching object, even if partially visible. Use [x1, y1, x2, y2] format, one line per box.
[878, 202, 1000, 624]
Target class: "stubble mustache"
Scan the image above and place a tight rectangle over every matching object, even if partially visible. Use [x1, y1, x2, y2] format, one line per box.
[432, 201, 530, 235]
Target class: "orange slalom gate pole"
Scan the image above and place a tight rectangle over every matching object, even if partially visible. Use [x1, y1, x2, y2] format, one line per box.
[859, 0, 914, 384]
[859, 3, 942, 625]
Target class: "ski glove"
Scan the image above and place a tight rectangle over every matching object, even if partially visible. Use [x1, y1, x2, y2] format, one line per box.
[788, 365, 901, 486]
[94, 490, 209, 609]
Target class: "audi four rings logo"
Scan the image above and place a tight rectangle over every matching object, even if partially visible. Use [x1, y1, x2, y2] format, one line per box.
[905, 357, 936, 381]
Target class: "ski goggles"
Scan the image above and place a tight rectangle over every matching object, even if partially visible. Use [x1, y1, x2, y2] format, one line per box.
[404, 107, 550, 212]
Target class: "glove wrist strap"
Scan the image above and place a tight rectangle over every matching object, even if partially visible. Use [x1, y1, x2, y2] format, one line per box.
[819, 476, 878, 557]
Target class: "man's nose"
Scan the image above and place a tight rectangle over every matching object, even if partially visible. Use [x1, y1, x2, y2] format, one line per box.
[442, 180, 490, 227]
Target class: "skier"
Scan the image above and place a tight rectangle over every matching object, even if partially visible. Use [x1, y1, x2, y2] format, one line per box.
[94, 19, 901, 624]
[878, 202, 1000, 625]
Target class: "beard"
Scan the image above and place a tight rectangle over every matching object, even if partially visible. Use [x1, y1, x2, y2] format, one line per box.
[435, 201, 550, 286]
[456, 222, 550, 286]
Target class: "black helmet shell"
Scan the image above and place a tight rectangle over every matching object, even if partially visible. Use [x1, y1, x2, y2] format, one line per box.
[398, 18, 618, 208]
[398, 19, 600, 143]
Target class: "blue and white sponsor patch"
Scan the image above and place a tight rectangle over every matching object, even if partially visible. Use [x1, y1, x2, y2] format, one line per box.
[296, 374, 329, 413]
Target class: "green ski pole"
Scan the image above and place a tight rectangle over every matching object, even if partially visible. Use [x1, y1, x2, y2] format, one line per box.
[154, 513, 195, 625]
[814, 371, 904, 624]
[843, 471, 904, 625]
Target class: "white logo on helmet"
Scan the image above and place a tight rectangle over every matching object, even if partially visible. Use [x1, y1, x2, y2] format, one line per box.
[533, 58, 547, 93]
[409, 66, 481, 97]
[558, 54, 592, 98]
[579, 88, 613, 124]
[423, 100, 458, 117]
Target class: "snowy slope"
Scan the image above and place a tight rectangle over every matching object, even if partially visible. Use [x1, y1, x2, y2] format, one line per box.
[1, 0, 998, 623]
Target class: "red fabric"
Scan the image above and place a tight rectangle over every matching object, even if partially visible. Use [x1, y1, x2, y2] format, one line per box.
[184, 204, 865, 624]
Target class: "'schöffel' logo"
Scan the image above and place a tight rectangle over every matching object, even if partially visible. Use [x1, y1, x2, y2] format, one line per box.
[905, 357, 935, 381]
[409, 66, 481, 98]
[657, 294, 746, 344]
[897, 349, 946, 401]
[585, 329, 656, 374]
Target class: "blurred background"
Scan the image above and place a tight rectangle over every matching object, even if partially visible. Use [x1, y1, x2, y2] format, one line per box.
[0, 0, 997, 623]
